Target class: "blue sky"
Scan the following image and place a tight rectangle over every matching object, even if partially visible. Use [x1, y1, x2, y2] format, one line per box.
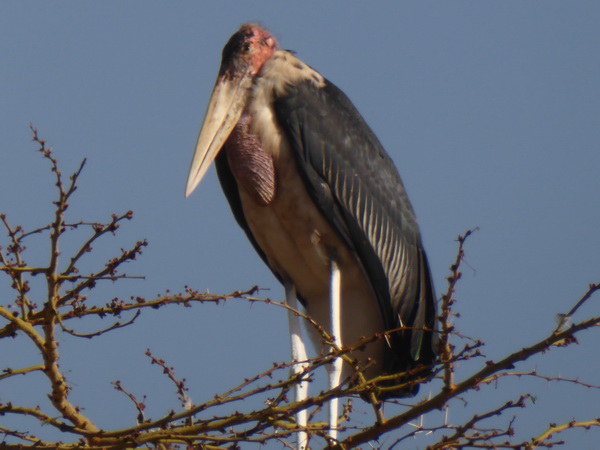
[1, 2, 599, 448]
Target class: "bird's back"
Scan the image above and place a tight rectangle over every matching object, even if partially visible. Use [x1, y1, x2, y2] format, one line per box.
[217, 51, 437, 397]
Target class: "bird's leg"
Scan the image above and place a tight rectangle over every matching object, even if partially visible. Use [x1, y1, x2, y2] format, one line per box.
[327, 259, 343, 442]
[285, 282, 309, 450]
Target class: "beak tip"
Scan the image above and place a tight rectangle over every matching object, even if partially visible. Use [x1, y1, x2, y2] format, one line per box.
[184, 183, 195, 199]
[185, 173, 202, 198]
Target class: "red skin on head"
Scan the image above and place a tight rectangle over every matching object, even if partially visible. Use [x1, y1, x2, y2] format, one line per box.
[242, 24, 279, 74]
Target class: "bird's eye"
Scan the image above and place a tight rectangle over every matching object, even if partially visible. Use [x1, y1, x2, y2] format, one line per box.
[242, 42, 252, 53]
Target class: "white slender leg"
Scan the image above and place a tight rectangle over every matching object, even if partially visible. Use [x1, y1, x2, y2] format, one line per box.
[285, 282, 309, 449]
[327, 259, 343, 442]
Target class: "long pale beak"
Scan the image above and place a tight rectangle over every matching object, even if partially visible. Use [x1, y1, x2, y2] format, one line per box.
[185, 74, 252, 197]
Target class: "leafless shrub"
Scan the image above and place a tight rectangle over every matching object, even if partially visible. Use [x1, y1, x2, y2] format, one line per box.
[1, 129, 598, 448]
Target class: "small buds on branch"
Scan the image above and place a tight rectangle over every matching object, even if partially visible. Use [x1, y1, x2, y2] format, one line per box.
[112, 380, 147, 425]
[145, 349, 193, 411]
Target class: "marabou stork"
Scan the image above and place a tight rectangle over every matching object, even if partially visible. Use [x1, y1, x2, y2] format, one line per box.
[186, 24, 437, 446]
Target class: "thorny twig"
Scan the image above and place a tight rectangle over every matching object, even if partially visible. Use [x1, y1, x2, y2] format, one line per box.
[439, 228, 478, 394]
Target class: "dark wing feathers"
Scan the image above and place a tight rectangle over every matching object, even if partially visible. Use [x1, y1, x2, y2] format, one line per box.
[274, 80, 437, 375]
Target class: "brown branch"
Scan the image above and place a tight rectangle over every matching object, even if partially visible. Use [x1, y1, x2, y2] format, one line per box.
[145, 349, 193, 410]
[59, 309, 141, 338]
[556, 282, 600, 332]
[340, 312, 600, 448]
[3, 130, 599, 448]
[431, 395, 532, 449]
[0, 426, 50, 446]
[57, 239, 148, 307]
[70, 340, 380, 446]
[62, 211, 135, 278]
[0, 365, 45, 381]
[439, 228, 478, 393]
[0, 305, 46, 352]
[530, 419, 600, 449]
[24, 127, 100, 437]
[0, 404, 79, 433]
[112, 380, 147, 424]
[481, 369, 600, 390]
[0, 214, 31, 318]
[40, 280, 100, 435]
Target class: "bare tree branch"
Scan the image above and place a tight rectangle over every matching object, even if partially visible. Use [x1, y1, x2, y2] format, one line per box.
[1, 130, 598, 449]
